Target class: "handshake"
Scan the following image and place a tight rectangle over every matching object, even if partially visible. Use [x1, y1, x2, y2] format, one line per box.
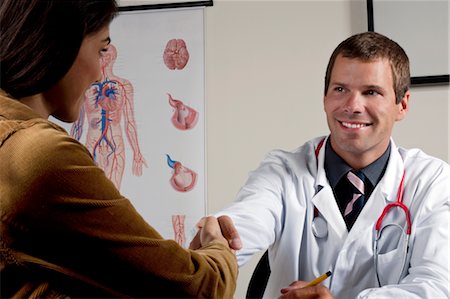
[188, 215, 243, 252]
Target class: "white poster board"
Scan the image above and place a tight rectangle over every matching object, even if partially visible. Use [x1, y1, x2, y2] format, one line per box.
[51, 7, 206, 247]
[372, 0, 449, 80]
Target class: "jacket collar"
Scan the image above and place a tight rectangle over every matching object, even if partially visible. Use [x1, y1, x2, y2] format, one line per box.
[0, 89, 43, 121]
[324, 138, 391, 189]
[315, 136, 404, 202]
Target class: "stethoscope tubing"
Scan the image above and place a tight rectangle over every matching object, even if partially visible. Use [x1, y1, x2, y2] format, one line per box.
[375, 172, 411, 234]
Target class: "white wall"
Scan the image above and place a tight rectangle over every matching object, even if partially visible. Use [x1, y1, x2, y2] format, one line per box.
[119, 0, 449, 297]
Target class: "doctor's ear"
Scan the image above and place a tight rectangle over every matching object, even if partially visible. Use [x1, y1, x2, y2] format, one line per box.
[396, 91, 410, 121]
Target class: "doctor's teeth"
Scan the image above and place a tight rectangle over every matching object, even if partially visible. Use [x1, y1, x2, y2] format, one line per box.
[342, 122, 366, 128]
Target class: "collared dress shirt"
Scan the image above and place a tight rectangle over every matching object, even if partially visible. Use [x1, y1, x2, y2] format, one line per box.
[325, 139, 390, 225]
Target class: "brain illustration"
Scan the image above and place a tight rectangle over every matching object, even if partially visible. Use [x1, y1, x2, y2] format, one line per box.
[163, 38, 190, 70]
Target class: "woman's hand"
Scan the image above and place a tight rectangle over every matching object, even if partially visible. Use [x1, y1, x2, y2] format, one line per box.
[189, 215, 242, 251]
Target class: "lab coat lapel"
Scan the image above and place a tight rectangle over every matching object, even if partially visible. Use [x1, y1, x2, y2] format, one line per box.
[312, 185, 348, 240]
[312, 137, 348, 239]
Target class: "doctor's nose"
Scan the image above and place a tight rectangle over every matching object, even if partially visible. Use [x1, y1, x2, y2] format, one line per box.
[343, 93, 364, 114]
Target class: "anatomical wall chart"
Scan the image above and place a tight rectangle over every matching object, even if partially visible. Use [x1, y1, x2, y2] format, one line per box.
[51, 7, 206, 247]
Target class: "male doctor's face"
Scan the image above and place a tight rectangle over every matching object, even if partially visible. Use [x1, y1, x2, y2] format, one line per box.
[324, 54, 409, 168]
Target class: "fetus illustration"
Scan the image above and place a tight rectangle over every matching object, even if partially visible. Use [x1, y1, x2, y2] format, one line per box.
[71, 44, 147, 190]
[166, 154, 197, 192]
[168, 93, 198, 130]
[172, 215, 186, 247]
[163, 38, 190, 70]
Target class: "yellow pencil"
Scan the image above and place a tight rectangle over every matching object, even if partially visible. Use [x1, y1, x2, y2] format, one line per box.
[304, 271, 332, 287]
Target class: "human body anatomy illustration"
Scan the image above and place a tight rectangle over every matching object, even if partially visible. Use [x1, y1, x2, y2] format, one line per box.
[168, 93, 198, 130]
[172, 215, 186, 247]
[163, 38, 190, 70]
[71, 44, 147, 189]
[166, 154, 197, 192]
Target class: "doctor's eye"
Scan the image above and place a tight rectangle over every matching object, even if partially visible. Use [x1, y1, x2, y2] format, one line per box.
[364, 89, 381, 96]
[334, 86, 345, 93]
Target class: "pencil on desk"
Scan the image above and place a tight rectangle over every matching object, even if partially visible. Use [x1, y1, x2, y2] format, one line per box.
[304, 271, 332, 287]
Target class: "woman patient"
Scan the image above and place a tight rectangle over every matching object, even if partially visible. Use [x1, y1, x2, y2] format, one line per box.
[0, 1, 237, 297]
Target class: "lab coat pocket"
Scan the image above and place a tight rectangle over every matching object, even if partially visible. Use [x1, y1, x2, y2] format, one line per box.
[374, 223, 409, 286]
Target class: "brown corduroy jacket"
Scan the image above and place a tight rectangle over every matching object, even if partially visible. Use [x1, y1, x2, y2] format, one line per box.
[0, 90, 237, 298]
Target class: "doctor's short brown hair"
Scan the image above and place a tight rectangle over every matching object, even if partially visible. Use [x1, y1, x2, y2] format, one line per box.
[324, 31, 410, 104]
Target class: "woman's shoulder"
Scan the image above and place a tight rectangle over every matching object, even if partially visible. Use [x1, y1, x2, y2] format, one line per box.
[1, 118, 94, 172]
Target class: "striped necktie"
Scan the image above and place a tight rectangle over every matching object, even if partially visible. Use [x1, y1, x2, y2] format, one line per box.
[344, 170, 365, 229]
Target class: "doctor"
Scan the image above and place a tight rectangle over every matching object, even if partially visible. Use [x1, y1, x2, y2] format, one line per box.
[191, 32, 450, 298]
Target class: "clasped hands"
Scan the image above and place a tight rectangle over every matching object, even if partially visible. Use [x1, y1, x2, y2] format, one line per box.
[188, 215, 242, 252]
[189, 216, 334, 299]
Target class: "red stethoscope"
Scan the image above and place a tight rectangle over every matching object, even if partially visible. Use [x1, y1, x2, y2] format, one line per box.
[313, 138, 412, 285]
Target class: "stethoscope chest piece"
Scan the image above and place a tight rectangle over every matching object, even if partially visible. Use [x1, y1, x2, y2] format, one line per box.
[312, 216, 328, 238]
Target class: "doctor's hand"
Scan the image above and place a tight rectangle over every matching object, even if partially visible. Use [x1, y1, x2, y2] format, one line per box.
[279, 281, 335, 299]
[189, 215, 242, 251]
[189, 216, 230, 249]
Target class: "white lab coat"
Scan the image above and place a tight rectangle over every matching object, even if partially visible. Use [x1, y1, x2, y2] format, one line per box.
[218, 136, 449, 299]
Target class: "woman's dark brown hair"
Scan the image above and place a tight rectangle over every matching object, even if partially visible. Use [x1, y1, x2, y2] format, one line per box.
[0, 0, 117, 98]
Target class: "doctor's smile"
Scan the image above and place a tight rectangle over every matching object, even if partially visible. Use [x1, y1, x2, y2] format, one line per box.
[339, 121, 372, 129]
